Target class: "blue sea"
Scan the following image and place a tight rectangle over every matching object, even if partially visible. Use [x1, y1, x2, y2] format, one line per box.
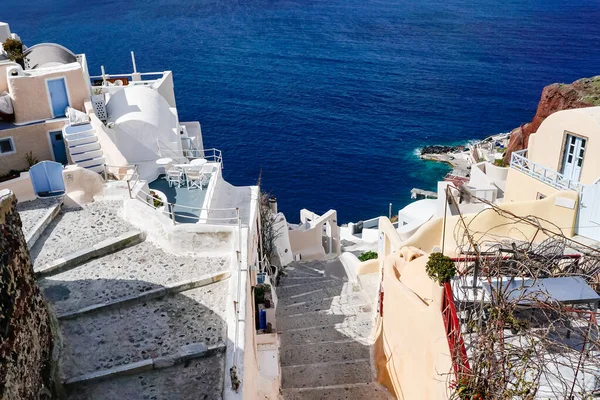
[5, 0, 600, 222]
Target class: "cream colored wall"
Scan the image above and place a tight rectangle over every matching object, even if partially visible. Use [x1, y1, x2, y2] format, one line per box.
[86, 105, 128, 167]
[8, 65, 89, 123]
[62, 165, 104, 207]
[528, 108, 600, 185]
[0, 120, 65, 176]
[504, 168, 559, 203]
[442, 191, 577, 255]
[0, 172, 36, 202]
[374, 246, 452, 400]
[389, 190, 577, 257]
[0, 62, 19, 93]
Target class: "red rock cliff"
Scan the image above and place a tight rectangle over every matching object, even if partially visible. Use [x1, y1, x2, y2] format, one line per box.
[504, 76, 600, 163]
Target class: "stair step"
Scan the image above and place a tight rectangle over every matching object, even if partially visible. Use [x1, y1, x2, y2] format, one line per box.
[71, 149, 103, 163]
[281, 359, 372, 389]
[68, 142, 101, 154]
[64, 131, 95, 141]
[34, 230, 145, 277]
[280, 340, 370, 366]
[285, 263, 326, 277]
[277, 308, 373, 331]
[277, 292, 369, 315]
[66, 135, 98, 147]
[281, 383, 394, 400]
[77, 157, 105, 168]
[277, 279, 348, 297]
[87, 165, 105, 173]
[279, 321, 373, 346]
[277, 283, 360, 305]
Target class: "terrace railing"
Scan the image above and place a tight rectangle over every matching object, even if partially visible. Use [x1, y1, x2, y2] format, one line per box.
[510, 149, 581, 191]
[442, 281, 470, 378]
[136, 188, 238, 226]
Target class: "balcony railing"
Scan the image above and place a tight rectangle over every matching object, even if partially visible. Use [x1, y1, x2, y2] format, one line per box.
[510, 149, 580, 191]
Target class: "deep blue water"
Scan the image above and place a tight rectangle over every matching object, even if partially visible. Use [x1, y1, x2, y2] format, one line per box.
[5, 0, 600, 222]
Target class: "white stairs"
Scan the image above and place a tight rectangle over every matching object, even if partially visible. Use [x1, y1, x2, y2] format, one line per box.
[63, 124, 105, 173]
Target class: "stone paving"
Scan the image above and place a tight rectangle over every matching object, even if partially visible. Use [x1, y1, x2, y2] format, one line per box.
[60, 281, 228, 379]
[16, 197, 62, 239]
[38, 241, 229, 314]
[277, 260, 393, 399]
[26, 198, 232, 398]
[65, 353, 225, 400]
[29, 201, 134, 268]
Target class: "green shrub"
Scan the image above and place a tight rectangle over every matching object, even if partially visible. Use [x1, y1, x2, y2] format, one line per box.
[3, 38, 25, 67]
[149, 190, 163, 208]
[493, 158, 507, 167]
[425, 252, 456, 284]
[358, 251, 378, 262]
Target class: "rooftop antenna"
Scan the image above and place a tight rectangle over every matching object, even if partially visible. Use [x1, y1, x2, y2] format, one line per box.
[100, 65, 107, 86]
[131, 51, 137, 74]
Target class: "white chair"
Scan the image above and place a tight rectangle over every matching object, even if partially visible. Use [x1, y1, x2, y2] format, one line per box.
[186, 167, 202, 190]
[166, 165, 183, 187]
[200, 165, 213, 188]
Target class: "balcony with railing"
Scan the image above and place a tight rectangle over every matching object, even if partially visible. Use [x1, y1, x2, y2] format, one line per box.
[510, 149, 581, 191]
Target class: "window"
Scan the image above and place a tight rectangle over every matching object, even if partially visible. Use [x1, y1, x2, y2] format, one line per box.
[0, 137, 15, 155]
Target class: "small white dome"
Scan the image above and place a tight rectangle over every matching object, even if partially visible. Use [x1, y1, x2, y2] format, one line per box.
[105, 86, 180, 164]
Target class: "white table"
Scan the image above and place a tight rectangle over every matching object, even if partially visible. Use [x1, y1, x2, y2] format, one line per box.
[190, 158, 207, 167]
[156, 158, 173, 166]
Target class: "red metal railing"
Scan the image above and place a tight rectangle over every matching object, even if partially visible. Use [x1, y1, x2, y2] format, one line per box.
[442, 281, 470, 377]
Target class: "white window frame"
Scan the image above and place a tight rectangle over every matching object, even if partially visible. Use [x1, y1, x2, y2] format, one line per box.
[45, 76, 72, 119]
[0, 136, 16, 156]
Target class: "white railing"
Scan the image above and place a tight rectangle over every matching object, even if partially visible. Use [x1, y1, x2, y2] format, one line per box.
[510, 149, 580, 191]
[136, 187, 238, 225]
[184, 148, 223, 166]
[89, 71, 165, 86]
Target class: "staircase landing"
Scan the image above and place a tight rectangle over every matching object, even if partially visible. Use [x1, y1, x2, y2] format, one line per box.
[276, 260, 393, 399]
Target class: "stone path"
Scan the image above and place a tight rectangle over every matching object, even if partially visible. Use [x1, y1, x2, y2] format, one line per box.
[16, 197, 63, 239]
[276, 260, 394, 399]
[30, 200, 230, 399]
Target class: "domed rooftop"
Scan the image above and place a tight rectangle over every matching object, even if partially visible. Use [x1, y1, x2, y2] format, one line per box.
[23, 43, 77, 69]
[105, 86, 179, 164]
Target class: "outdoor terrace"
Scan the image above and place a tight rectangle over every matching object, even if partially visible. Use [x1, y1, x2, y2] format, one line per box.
[510, 149, 581, 191]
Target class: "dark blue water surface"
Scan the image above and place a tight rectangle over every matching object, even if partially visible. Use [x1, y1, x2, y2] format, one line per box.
[5, 0, 600, 222]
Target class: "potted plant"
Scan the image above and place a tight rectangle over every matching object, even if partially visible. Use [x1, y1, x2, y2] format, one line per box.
[148, 190, 167, 213]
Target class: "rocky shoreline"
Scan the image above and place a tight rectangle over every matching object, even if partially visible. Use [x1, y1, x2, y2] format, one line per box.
[420, 132, 510, 178]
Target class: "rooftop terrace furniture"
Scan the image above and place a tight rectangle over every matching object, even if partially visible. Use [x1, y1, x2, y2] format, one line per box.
[186, 167, 202, 191]
[166, 166, 183, 188]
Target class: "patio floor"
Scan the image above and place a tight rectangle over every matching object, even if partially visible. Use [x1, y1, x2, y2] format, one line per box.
[149, 176, 209, 223]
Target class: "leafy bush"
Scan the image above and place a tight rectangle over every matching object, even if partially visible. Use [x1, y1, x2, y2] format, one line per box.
[425, 252, 456, 284]
[254, 284, 271, 304]
[493, 159, 507, 167]
[3, 38, 25, 67]
[24, 151, 38, 168]
[149, 190, 163, 208]
[358, 251, 378, 262]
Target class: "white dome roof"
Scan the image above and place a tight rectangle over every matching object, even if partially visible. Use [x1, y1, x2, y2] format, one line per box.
[105, 86, 179, 164]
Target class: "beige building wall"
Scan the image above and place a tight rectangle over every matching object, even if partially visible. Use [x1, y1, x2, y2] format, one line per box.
[0, 62, 19, 93]
[397, 191, 578, 257]
[0, 120, 66, 176]
[504, 168, 559, 203]
[527, 107, 600, 185]
[374, 246, 452, 399]
[8, 64, 90, 123]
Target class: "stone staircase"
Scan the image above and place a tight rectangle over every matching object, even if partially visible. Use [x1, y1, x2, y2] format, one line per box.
[62, 123, 105, 173]
[276, 260, 394, 399]
[27, 200, 230, 399]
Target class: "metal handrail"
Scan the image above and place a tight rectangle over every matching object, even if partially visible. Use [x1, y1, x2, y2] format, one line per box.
[89, 72, 165, 79]
[136, 187, 238, 225]
[510, 149, 580, 191]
